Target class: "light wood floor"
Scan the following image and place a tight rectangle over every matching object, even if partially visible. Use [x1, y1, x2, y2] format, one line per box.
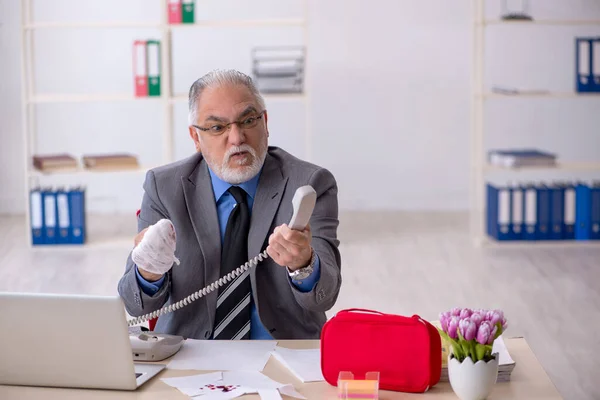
[1, 212, 599, 400]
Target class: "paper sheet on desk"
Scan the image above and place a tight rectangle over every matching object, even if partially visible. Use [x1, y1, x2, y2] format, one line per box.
[492, 336, 516, 366]
[161, 372, 224, 396]
[167, 339, 277, 371]
[161, 370, 305, 399]
[271, 347, 324, 382]
[221, 371, 304, 398]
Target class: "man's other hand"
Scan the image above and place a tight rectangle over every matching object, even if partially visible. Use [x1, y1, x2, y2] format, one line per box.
[267, 224, 312, 270]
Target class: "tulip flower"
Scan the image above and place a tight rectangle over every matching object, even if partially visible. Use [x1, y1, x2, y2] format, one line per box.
[488, 324, 498, 345]
[459, 308, 473, 319]
[439, 311, 451, 331]
[470, 312, 483, 327]
[489, 310, 503, 326]
[448, 316, 460, 339]
[459, 318, 477, 341]
[450, 307, 461, 317]
[476, 321, 492, 345]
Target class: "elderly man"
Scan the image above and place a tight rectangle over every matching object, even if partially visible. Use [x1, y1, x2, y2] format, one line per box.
[117, 69, 342, 340]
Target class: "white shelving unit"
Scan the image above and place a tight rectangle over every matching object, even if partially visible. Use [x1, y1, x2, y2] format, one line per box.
[470, 0, 600, 247]
[20, 0, 309, 247]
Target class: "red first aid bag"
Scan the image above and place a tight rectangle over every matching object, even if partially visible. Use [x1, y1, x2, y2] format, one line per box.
[320, 308, 442, 393]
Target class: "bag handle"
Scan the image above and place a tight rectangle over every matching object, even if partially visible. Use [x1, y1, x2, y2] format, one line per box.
[337, 308, 387, 316]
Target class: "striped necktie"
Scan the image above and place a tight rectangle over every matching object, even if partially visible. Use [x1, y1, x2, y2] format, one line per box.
[213, 186, 252, 340]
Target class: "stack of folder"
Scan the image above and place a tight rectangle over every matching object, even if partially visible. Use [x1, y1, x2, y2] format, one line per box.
[30, 187, 86, 245]
[576, 37, 600, 93]
[252, 46, 305, 94]
[32, 154, 78, 172]
[133, 40, 161, 97]
[487, 181, 600, 241]
[82, 153, 139, 171]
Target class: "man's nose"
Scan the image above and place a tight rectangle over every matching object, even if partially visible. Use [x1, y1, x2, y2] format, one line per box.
[227, 124, 245, 145]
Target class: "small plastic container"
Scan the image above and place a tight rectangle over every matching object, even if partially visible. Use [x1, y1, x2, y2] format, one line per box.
[337, 371, 380, 399]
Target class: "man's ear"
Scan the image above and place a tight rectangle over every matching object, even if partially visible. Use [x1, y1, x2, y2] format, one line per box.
[189, 126, 201, 153]
[264, 111, 269, 138]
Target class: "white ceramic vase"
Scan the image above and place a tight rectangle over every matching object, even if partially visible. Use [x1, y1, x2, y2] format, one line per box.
[447, 353, 499, 400]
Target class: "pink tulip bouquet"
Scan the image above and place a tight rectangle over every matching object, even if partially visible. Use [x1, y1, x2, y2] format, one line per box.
[438, 308, 507, 363]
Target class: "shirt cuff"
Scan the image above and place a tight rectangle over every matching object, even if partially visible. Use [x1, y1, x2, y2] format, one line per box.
[290, 252, 321, 293]
[135, 265, 166, 296]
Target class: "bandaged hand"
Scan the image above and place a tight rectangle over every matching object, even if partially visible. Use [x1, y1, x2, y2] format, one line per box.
[132, 219, 180, 280]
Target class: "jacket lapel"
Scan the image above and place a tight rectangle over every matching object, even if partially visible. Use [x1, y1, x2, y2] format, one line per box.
[248, 154, 288, 299]
[181, 159, 221, 325]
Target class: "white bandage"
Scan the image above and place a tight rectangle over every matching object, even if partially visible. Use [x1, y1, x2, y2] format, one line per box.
[132, 219, 180, 275]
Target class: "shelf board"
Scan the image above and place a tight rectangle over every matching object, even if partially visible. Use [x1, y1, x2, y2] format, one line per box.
[168, 18, 305, 28]
[24, 19, 305, 30]
[481, 237, 600, 248]
[483, 19, 600, 26]
[484, 162, 600, 172]
[25, 22, 161, 29]
[482, 92, 600, 99]
[31, 236, 134, 250]
[28, 166, 152, 177]
[30, 94, 163, 103]
[169, 92, 306, 103]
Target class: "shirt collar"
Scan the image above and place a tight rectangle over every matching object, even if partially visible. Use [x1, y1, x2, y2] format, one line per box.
[208, 166, 262, 203]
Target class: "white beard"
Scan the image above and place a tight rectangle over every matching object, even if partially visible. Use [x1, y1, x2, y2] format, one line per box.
[206, 140, 267, 184]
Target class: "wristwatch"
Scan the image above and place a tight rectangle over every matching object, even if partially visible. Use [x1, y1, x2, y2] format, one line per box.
[287, 248, 316, 281]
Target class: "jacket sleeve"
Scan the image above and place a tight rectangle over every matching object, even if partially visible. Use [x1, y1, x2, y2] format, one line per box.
[287, 167, 342, 312]
[117, 170, 174, 317]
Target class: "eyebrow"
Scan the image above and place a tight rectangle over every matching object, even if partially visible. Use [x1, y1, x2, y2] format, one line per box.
[202, 105, 259, 124]
[204, 115, 227, 123]
[237, 105, 258, 119]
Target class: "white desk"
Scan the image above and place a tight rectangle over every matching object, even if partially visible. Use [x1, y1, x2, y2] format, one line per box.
[0, 337, 563, 399]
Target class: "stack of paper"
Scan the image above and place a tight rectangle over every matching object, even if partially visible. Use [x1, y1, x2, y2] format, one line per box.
[161, 371, 305, 400]
[82, 153, 139, 170]
[32, 153, 78, 172]
[270, 347, 324, 383]
[167, 340, 277, 372]
[487, 148, 557, 168]
[251, 46, 305, 94]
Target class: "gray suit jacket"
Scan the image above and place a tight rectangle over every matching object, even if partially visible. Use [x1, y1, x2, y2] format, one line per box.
[117, 146, 342, 340]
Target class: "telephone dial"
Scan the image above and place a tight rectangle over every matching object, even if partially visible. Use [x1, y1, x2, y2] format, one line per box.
[128, 185, 317, 361]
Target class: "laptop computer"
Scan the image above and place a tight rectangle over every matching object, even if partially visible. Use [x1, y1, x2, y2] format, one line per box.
[0, 292, 165, 390]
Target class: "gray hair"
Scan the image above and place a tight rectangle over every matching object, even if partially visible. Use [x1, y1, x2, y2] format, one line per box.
[188, 69, 266, 125]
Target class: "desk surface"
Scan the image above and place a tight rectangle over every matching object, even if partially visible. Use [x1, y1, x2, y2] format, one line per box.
[0, 337, 562, 399]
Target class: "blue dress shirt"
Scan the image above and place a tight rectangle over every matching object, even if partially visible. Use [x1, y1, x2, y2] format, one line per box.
[135, 166, 321, 339]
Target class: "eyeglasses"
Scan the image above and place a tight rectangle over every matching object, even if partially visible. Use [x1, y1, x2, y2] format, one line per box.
[192, 111, 265, 136]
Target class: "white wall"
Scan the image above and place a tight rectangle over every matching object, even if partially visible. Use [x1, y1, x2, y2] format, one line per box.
[1, 0, 599, 215]
[0, 0, 26, 213]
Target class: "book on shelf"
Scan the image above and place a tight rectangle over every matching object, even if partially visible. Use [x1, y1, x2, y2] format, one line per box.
[30, 186, 86, 246]
[576, 37, 600, 93]
[32, 154, 78, 172]
[82, 153, 139, 170]
[486, 180, 600, 242]
[488, 148, 557, 168]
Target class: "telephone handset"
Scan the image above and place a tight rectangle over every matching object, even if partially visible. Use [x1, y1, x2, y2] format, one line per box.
[126, 185, 317, 327]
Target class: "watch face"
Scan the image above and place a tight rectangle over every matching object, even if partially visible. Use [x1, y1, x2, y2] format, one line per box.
[292, 266, 313, 281]
[293, 271, 311, 280]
